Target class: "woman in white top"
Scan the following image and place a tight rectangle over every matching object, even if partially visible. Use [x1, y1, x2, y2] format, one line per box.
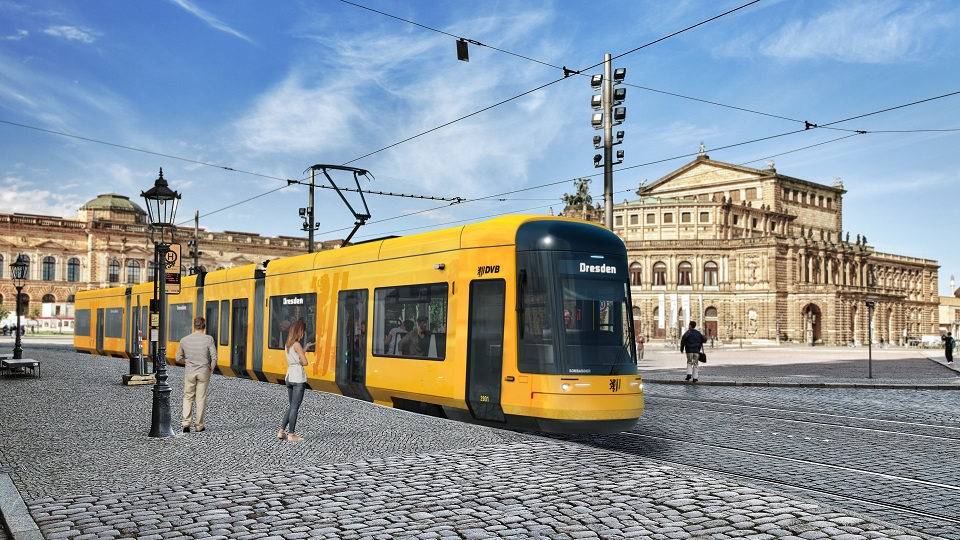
[279, 319, 310, 441]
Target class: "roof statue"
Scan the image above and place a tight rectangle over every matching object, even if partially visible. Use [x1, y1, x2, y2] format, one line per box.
[697, 142, 708, 159]
[765, 159, 776, 171]
[833, 177, 843, 188]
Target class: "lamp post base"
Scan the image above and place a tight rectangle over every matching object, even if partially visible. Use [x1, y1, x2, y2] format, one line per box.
[148, 369, 175, 438]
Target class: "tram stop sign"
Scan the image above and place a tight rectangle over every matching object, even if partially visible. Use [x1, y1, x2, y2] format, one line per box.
[165, 244, 181, 295]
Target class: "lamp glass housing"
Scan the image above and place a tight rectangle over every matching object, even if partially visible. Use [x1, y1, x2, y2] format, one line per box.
[141, 170, 181, 228]
[613, 87, 626, 102]
[613, 107, 626, 121]
[10, 255, 28, 288]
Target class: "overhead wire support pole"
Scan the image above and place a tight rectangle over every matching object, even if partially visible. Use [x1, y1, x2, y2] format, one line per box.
[306, 164, 374, 246]
[309, 167, 315, 253]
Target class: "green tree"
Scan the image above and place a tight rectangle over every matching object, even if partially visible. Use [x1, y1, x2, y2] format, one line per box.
[562, 178, 593, 206]
[0, 305, 9, 322]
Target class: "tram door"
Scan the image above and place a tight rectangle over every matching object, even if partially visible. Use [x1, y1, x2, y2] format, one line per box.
[335, 290, 372, 402]
[96, 308, 105, 352]
[231, 298, 249, 378]
[466, 280, 506, 423]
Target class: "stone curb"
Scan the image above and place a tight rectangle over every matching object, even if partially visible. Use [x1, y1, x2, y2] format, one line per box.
[0, 473, 42, 540]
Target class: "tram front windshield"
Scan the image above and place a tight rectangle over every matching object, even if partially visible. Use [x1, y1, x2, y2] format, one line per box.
[517, 253, 637, 375]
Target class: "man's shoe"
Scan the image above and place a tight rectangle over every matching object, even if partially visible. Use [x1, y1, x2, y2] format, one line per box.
[183, 426, 190, 433]
[692, 378, 698, 383]
[196, 427, 205, 433]
[685, 374, 692, 381]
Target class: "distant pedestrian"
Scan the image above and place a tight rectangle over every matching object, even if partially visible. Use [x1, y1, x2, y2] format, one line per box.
[636, 334, 645, 361]
[945, 332, 955, 365]
[177, 317, 217, 433]
[279, 319, 309, 442]
[679, 321, 706, 382]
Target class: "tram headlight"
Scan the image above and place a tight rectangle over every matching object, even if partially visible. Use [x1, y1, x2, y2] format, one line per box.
[561, 383, 570, 391]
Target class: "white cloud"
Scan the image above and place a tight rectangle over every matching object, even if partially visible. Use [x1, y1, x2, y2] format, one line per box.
[1, 30, 28, 41]
[169, 0, 252, 43]
[43, 25, 99, 44]
[717, 1, 957, 63]
[0, 176, 87, 217]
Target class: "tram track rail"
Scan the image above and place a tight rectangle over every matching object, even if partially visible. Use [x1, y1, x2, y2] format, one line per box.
[645, 393, 960, 440]
[631, 438, 960, 529]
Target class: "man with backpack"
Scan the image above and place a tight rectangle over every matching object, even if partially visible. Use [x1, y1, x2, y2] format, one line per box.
[679, 321, 707, 382]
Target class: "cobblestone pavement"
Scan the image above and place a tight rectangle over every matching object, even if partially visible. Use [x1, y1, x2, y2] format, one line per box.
[0, 348, 941, 539]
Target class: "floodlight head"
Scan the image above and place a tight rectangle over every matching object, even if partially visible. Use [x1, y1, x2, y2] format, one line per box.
[299, 208, 307, 217]
[613, 67, 626, 82]
[593, 135, 602, 147]
[591, 112, 603, 128]
[613, 107, 626, 122]
[616, 150, 625, 160]
[591, 94, 602, 109]
[613, 87, 626, 103]
[590, 74, 602, 88]
[616, 130, 624, 141]
[593, 154, 602, 166]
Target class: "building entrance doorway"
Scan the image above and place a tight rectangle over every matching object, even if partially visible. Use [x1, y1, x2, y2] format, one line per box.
[802, 304, 822, 345]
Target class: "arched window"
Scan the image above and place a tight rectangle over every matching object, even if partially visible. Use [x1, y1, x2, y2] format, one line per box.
[67, 258, 81, 282]
[704, 261, 718, 286]
[653, 262, 667, 286]
[678, 261, 693, 286]
[126, 261, 141, 284]
[108, 260, 120, 283]
[42, 294, 56, 303]
[629, 263, 642, 287]
[43, 256, 56, 281]
[705, 306, 718, 318]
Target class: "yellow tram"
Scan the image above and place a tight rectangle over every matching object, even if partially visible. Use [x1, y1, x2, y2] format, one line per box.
[75, 215, 644, 433]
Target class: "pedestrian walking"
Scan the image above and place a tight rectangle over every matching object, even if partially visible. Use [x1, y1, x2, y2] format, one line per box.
[279, 319, 310, 442]
[176, 316, 217, 433]
[637, 334, 645, 361]
[679, 321, 706, 382]
[945, 332, 955, 365]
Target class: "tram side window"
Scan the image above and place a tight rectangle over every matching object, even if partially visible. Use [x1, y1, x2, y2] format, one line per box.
[205, 301, 219, 343]
[104, 308, 124, 338]
[75, 309, 91, 337]
[219, 300, 229, 346]
[372, 283, 448, 360]
[168, 303, 193, 342]
[268, 293, 317, 350]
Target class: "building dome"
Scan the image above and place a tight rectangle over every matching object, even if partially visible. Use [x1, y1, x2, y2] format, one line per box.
[78, 193, 146, 224]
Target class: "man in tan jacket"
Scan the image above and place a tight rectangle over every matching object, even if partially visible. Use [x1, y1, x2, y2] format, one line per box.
[177, 316, 217, 433]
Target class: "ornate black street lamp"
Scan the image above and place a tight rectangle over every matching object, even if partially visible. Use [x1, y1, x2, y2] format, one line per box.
[142, 168, 180, 438]
[9, 254, 28, 360]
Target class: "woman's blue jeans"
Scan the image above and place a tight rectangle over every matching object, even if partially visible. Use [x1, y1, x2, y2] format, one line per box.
[282, 381, 306, 434]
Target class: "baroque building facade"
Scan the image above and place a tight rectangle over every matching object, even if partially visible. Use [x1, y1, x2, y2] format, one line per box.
[568, 153, 940, 346]
[0, 193, 329, 332]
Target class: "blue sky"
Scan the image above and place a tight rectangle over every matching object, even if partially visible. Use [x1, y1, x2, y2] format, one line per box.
[1, 1, 959, 293]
